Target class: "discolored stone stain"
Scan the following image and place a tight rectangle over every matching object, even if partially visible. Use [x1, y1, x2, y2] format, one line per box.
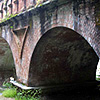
[0, 39, 7, 43]
[14, 18, 19, 29]
[95, 1, 100, 28]
[40, 9, 45, 34]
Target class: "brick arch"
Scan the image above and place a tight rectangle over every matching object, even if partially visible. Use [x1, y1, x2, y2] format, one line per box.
[43, 24, 99, 59]
[0, 36, 16, 85]
[28, 26, 99, 87]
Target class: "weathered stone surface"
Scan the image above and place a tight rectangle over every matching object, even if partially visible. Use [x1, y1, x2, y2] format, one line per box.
[0, 0, 99, 87]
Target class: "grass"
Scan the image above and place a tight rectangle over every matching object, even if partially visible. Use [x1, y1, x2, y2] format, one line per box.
[2, 81, 41, 100]
[2, 88, 41, 100]
[0, 90, 3, 93]
[96, 78, 100, 81]
[15, 96, 40, 100]
[2, 88, 17, 98]
[3, 81, 13, 88]
[2, 87, 41, 99]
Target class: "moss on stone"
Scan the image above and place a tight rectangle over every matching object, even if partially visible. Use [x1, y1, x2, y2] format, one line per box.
[0, 14, 18, 24]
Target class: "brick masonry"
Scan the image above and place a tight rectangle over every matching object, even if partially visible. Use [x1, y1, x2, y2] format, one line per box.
[0, 0, 99, 87]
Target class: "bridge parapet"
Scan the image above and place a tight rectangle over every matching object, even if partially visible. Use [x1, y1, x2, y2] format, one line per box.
[0, 0, 49, 22]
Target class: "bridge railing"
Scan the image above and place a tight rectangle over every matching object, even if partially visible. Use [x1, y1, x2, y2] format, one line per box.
[0, 0, 48, 22]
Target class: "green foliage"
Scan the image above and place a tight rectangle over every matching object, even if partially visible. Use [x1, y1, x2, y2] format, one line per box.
[39, 4, 43, 7]
[2, 88, 17, 98]
[2, 81, 42, 100]
[3, 81, 13, 88]
[0, 13, 18, 23]
[15, 96, 40, 100]
[35, 0, 43, 8]
[16, 88, 42, 100]
[10, 26, 13, 29]
[96, 78, 100, 81]
[0, 89, 4, 93]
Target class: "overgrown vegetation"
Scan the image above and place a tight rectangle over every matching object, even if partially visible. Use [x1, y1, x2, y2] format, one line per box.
[35, 0, 43, 8]
[3, 81, 13, 88]
[96, 77, 100, 81]
[15, 88, 42, 100]
[2, 88, 17, 98]
[0, 13, 18, 23]
[2, 81, 42, 100]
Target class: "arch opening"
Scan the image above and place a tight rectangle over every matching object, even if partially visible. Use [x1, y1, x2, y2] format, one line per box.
[28, 27, 99, 87]
[0, 36, 16, 85]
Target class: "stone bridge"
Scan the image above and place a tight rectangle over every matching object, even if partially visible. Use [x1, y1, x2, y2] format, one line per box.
[0, 0, 100, 88]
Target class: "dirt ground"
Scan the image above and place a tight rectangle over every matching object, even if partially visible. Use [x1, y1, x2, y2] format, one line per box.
[0, 95, 15, 100]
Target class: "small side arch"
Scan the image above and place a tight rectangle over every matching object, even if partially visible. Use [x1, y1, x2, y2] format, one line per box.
[0, 36, 16, 85]
[28, 27, 99, 87]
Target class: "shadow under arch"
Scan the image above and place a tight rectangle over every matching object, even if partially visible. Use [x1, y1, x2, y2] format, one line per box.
[28, 27, 99, 87]
[0, 36, 16, 85]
